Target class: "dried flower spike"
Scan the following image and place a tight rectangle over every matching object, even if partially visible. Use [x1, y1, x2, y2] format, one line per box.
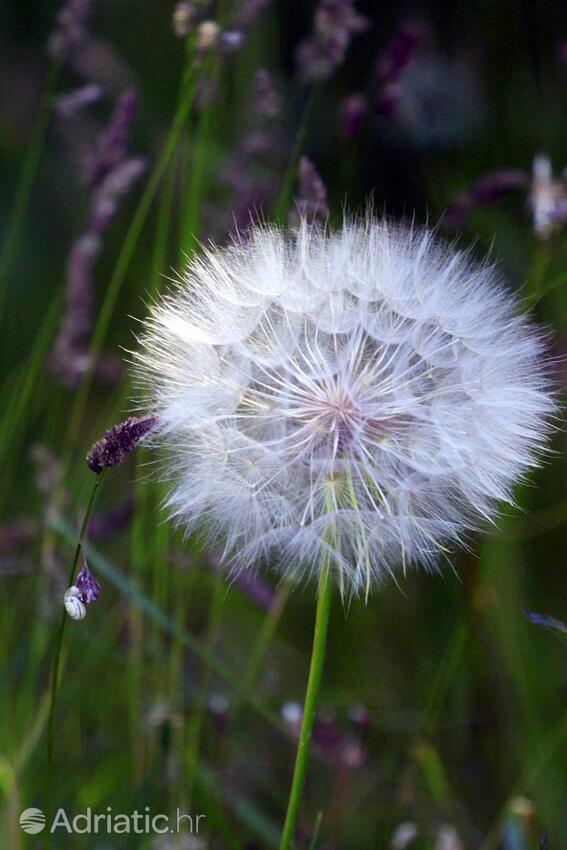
[75, 558, 101, 603]
[86, 415, 160, 474]
[134, 216, 555, 596]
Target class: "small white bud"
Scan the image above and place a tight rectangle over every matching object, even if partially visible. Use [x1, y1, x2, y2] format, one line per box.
[64, 586, 87, 621]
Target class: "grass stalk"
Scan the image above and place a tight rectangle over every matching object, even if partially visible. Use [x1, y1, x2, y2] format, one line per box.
[44, 469, 106, 850]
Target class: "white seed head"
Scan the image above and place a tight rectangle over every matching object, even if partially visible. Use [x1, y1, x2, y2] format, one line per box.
[64, 586, 87, 620]
[134, 217, 555, 596]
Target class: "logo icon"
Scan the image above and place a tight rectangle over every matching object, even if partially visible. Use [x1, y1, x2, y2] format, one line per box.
[20, 808, 46, 834]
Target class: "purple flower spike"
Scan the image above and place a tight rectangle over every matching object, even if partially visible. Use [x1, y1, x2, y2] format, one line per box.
[339, 93, 367, 139]
[255, 69, 281, 118]
[378, 23, 422, 83]
[86, 415, 161, 474]
[76, 558, 101, 604]
[444, 169, 528, 230]
[289, 156, 329, 225]
[218, 31, 245, 54]
[375, 23, 422, 116]
[54, 84, 104, 118]
[87, 90, 139, 190]
[296, 0, 369, 84]
[47, 0, 94, 60]
[233, 0, 274, 31]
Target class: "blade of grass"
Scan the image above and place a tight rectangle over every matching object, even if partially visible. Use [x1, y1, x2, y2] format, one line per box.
[50, 515, 284, 733]
[0, 60, 61, 319]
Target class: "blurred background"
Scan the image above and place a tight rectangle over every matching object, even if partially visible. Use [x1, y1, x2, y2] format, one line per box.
[2, 0, 567, 848]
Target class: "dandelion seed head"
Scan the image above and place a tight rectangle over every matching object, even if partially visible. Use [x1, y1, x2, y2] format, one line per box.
[134, 217, 555, 595]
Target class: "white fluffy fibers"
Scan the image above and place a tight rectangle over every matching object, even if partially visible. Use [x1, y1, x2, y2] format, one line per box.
[134, 218, 555, 596]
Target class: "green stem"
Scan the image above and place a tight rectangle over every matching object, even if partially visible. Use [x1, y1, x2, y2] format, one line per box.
[0, 59, 61, 320]
[273, 86, 320, 224]
[279, 565, 332, 850]
[44, 469, 106, 850]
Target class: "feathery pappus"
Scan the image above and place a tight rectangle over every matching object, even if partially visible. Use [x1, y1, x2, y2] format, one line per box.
[133, 216, 555, 597]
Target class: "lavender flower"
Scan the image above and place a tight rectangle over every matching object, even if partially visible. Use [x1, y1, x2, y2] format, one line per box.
[218, 31, 245, 53]
[339, 93, 367, 140]
[378, 24, 422, 84]
[50, 91, 145, 387]
[376, 23, 421, 116]
[90, 158, 147, 233]
[232, 0, 274, 31]
[54, 84, 104, 118]
[444, 169, 528, 230]
[47, 0, 94, 60]
[289, 156, 329, 225]
[212, 70, 284, 236]
[86, 415, 161, 474]
[87, 89, 139, 189]
[296, 0, 369, 84]
[255, 69, 281, 118]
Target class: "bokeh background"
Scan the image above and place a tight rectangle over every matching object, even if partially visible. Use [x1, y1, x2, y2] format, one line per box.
[2, 1, 567, 848]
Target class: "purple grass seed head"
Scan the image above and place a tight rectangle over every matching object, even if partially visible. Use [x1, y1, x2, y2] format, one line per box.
[86, 415, 161, 474]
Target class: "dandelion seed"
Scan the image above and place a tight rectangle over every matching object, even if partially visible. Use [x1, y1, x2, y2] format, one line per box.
[134, 216, 555, 596]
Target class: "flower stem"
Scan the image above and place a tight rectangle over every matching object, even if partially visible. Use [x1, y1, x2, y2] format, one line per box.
[279, 565, 332, 850]
[44, 469, 106, 850]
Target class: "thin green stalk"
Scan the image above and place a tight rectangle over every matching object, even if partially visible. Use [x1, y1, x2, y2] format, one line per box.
[279, 565, 332, 850]
[273, 86, 320, 223]
[44, 469, 106, 850]
[0, 60, 61, 319]
[240, 582, 292, 704]
[179, 56, 220, 259]
[185, 574, 225, 805]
